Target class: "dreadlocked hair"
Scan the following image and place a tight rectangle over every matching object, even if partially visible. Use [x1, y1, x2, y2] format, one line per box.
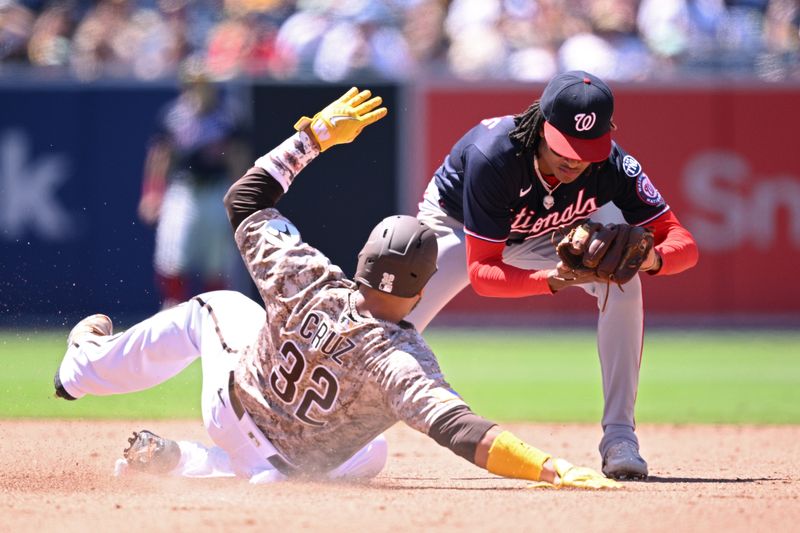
[509, 100, 545, 157]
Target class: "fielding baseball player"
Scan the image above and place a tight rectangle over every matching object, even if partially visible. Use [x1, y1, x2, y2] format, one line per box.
[54, 88, 620, 489]
[406, 71, 699, 480]
[138, 65, 250, 308]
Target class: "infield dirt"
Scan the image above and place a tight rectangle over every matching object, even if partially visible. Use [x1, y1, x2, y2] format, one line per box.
[1, 421, 797, 532]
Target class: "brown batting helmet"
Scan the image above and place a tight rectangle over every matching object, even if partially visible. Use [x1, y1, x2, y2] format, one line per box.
[355, 215, 438, 298]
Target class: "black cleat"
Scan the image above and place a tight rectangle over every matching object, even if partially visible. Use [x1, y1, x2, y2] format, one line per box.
[602, 440, 649, 481]
[54, 370, 77, 401]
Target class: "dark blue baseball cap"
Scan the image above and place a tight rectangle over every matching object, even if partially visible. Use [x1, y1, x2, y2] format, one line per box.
[540, 70, 614, 162]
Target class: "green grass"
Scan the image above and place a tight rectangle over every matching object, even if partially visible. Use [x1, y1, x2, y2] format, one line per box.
[426, 329, 800, 424]
[1, 328, 798, 423]
[0, 331, 202, 419]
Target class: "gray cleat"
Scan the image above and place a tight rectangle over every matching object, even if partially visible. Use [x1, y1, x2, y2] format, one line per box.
[602, 440, 649, 480]
[123, 430, 182, 474]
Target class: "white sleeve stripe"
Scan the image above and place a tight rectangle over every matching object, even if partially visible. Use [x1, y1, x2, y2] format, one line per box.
[463, 227, 508, 243]
[636, 205, 671, 226]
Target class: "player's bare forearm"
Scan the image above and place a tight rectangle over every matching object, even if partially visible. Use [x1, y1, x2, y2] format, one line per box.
[141, 142, 170, 196]
[138, 142, 171, 224]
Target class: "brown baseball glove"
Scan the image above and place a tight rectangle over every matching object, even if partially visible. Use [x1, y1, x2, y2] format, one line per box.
[554, 222, 655, 286]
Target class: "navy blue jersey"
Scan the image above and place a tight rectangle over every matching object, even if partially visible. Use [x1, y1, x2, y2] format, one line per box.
[154, 91, 246, 184]
[433, 116, 669, 243]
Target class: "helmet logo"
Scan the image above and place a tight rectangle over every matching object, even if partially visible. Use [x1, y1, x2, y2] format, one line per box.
[574, 112, 596, 132]
[378, 272, 395, 293]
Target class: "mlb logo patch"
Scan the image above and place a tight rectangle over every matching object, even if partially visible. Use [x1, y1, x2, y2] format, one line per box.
[622, 155, 641, 177]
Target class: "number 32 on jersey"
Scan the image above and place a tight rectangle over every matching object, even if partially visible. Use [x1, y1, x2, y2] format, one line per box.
[269, 311, 356, 426]
[270, 340, 340, 427]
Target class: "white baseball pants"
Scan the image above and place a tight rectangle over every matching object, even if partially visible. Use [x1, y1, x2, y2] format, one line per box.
[153, 180, 239, 280]
[58, 290, 387, 482]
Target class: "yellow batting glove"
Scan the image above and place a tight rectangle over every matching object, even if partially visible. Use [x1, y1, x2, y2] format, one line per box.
[294, 87, 388, 152]
[551, 458, 622, 489]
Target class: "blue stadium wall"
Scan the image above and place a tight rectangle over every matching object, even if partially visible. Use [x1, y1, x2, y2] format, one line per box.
[0, 82, 400, 327]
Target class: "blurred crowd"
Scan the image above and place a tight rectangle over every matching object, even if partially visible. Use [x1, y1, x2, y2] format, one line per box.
[1, 0, 798, 82]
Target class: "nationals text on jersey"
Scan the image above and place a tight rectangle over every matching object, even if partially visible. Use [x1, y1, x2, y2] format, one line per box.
[511, 188, 598, 238]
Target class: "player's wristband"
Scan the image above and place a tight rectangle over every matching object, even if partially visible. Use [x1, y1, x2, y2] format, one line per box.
[254, 130, 320, 193]
[485, 430, 551, 481]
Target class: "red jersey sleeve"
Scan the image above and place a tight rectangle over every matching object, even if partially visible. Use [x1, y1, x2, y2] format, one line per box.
[465, 235, 553, 297]
[465, 211, 697, 295]
[642, 211, 699, 276]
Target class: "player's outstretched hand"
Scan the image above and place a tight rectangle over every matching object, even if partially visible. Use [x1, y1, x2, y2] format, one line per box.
[545, 262, 602, 292]
[542, 458, 622, 489]
[294, 87, 388, 152]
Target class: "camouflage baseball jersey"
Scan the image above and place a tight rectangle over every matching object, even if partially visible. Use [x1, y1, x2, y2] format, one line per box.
[233, 208, 467, 474]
